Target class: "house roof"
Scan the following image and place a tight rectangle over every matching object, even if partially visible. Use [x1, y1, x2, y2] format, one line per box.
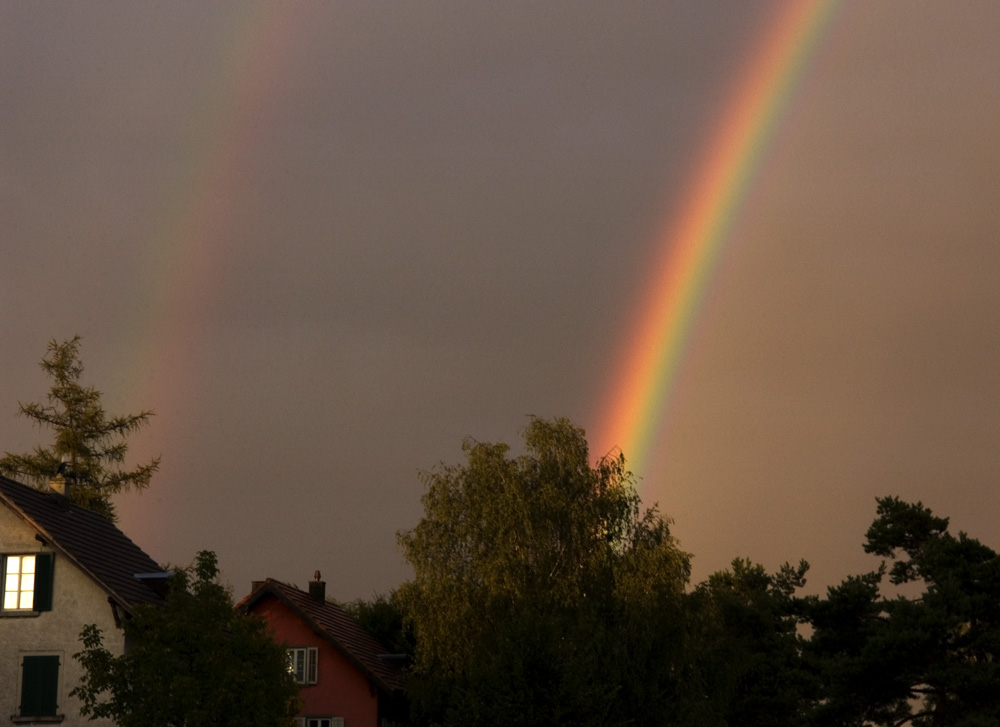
[0, 474, 165, 610]
[239, 579, 407, 695]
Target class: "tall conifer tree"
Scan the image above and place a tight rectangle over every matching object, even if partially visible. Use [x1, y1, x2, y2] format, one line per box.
[0, 336, 159, 521]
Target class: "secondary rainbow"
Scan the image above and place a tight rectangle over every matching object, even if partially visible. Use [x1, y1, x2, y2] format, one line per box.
[128, 3, 300, 406]
[116, 4, 303, 540]
[595, 0, 839, 495]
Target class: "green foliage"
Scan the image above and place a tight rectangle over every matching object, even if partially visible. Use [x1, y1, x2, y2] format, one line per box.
[395, 422, 1000, 727]
[0, 336, 160, 521]
[864, 496, 951, 585]
[806, 497, 1000, 727]
[397, 417, 691, 727]
[72, 551, 300, 727]
[685, 559, 816, 727]
[340, 590, 415, 658]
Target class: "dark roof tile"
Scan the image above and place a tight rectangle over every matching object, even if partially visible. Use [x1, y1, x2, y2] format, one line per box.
[240, 579, 407, 694]
[0, 475, 165, 609]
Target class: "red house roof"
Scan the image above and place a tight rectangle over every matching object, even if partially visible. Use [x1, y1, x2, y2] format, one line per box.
[238, 578, 407, 695]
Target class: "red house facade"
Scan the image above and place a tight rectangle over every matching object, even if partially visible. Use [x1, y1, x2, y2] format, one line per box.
[239, 575, 408, 727]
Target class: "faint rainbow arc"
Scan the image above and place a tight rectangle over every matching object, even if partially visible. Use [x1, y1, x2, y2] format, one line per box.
[115, 4, 303, 536]
[128, 3, 299, 405]
[596, 0, 839, 495]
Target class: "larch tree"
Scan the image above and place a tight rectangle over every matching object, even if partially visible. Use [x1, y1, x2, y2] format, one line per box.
[0, 336, 159, 521]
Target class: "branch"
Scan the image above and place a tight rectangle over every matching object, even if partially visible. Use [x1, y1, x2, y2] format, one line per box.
[892, 709, 936, 727]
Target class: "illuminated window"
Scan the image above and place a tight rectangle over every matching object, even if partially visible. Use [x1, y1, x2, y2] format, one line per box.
[5, 555, 35, 610]
[287, 647, 318, 685]
[2, 554, 54, 612]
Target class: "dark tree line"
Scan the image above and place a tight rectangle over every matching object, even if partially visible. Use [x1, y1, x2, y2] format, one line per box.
[350, 418, 1000, 727]
[805, 497, 1000, 727]
[6, 340, 997, 725]
[73, 551, 301, 727]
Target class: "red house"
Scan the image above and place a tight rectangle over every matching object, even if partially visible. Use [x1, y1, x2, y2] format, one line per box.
[239, 574, 408, 727]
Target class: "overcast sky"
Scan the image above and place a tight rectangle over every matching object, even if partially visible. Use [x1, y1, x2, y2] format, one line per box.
[2, 1, 999, 601]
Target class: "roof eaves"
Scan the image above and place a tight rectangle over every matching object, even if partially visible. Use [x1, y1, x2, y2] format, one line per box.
[0, 488, 149, 614]
[246, 581, 401, 694]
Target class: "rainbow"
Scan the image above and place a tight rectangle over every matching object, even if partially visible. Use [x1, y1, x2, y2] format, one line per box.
[129, 3, 300, 407]
[115, 4, 304, 541]
[594, 0, 839, 498]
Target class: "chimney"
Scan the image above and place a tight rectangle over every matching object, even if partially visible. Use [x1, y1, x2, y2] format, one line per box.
[49, 474, 68, 496]
[308, 570, 326, 603]
[251, 580, 265, 593]
[50, 460, 73, 497]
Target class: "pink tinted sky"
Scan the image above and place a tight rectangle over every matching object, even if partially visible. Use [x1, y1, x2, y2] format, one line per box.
[1, 1, 998, 600]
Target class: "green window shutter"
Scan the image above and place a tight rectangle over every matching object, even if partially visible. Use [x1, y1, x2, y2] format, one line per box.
[34, 553, 54, 611]
[20, 655, 59, 717]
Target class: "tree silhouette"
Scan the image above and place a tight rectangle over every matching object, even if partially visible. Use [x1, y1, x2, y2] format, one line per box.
[0, 336, 159, 521]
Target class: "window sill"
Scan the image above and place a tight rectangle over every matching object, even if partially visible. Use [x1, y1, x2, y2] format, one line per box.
[11, 715, 64, 724]
[0, 610, 41, 618]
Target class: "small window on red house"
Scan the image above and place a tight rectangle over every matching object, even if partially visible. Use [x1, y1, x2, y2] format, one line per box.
[299, 718, 343, 727]
[287, 647, 318, 685]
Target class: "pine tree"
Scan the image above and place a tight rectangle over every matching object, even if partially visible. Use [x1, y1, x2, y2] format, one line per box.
[0, 336, 159, 521]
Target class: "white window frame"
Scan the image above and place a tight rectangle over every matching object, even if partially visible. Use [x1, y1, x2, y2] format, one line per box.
[287, 646, 318, 685]
[297, 718, 343, 727]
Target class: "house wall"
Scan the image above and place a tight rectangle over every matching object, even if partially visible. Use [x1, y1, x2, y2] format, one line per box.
[0, 504, 122, 727]
[254, 595, 380, 727]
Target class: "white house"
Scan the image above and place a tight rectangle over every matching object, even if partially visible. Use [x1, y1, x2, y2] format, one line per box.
[0, 475, 165, 725]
